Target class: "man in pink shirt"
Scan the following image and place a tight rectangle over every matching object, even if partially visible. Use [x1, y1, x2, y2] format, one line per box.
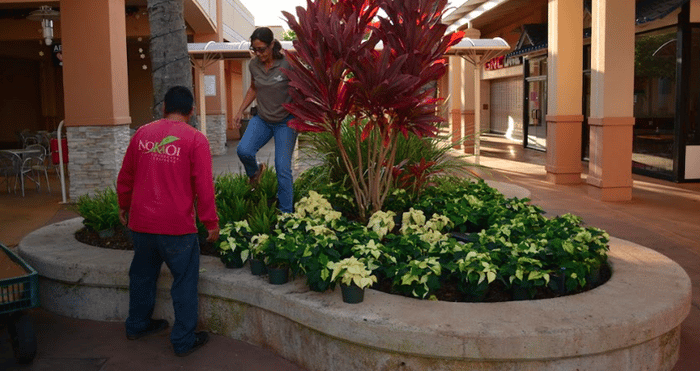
[117, 86, 219, 357]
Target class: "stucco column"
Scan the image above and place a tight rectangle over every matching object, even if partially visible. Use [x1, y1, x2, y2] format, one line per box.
[448, 56, 463, 149]
[587, 0, 635, 201]
[473, 67, 485, 162]
[193, 0, 227, 156]
[461, 60, 476, 155]
[545, 0, 583, 184]
[61, 0, 131, 198]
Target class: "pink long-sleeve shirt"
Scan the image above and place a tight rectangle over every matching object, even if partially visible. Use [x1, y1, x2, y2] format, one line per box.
[117, 119, 218, 235]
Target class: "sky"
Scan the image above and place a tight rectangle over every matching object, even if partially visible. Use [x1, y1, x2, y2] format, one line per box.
[242, 0, 307, 29]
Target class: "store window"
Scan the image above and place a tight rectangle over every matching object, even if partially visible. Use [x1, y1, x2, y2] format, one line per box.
[682, 25, 700, 180]
[687, 27, 700, 147]
[633, 27, 677, 178]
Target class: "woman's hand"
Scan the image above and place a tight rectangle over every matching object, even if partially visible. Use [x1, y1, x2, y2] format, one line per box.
[231, 114, 241, 129]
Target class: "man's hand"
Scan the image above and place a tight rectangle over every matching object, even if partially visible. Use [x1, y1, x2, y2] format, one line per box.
[119, 209, 128, 226]
[206, 227, 220, 243]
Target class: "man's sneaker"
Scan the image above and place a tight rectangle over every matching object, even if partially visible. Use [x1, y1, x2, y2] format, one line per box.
[175, 331, 209, 357]
[249, 163, 267, 188]
[126, 319, 169, 340]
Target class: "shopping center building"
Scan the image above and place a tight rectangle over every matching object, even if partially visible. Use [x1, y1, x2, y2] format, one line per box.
[0, 0, 258, 197]
[442, 0, 700, 200]
[1, 0, 698, 201]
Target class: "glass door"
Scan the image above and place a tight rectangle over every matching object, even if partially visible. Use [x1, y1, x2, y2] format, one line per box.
[525, 76, 547, 150]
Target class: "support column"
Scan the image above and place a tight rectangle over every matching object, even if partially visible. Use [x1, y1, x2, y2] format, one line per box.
[546, 0, 583, 184]
[193, 0, 227, 155]
[462, 60, 476, 155]
[462, 27, 481, 156]
[448, 56, 464, 149]
[473, 67, 483, 161]
[587, 0, 635, 201]
[61, 0, 131, 198]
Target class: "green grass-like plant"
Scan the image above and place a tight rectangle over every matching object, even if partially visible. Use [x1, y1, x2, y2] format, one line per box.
[71, 188, 120, 232]
[214, 173, 252, 227]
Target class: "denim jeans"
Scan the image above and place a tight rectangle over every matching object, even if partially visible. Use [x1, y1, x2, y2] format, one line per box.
[125, 231, 200, 354]
[236, 114, 298, 213]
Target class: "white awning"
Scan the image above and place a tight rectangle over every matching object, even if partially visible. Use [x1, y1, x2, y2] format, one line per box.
[188, 41, 295, 60]
[446, 37, 511, 66]
[188, 37, 510, 63]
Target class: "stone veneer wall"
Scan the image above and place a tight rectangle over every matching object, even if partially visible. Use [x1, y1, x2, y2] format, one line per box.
[197, 114, 227, 156]
[66, 125, 130, 199]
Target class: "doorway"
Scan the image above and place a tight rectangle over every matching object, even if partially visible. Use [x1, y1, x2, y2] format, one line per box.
[524, 76, 547, 150]
[523, 56, 547, 151]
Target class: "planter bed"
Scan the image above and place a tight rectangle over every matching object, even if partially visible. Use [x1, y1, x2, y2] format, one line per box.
[18, 218, 690, 371]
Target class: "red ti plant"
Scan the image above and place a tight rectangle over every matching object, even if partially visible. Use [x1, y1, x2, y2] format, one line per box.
[282, 0, 463, 220]
[392, 158, 439, 198]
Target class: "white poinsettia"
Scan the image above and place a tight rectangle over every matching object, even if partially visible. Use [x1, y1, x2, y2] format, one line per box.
[295, 191, 335, 219]
[323, 210, 342, 223]
[249, 233, 269, 257]
[352, 240, 383, 271]
[306, 224, 337, 238]
[328, 257, 378, 289]
[232, 220, 251, 233]
[400, 208, 426, 235]
[418, 229, 448, 245]
[425, 214, 453, 233]
[367, 210, 396, 239]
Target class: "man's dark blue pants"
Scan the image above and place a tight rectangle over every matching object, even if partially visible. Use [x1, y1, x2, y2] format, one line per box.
[125, 231, 200, 353]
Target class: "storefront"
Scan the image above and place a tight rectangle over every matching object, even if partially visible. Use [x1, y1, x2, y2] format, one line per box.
[471, 1, 699, 182]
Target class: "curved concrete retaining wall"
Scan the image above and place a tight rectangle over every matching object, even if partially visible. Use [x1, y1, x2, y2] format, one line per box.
[19, 218, 691, 371]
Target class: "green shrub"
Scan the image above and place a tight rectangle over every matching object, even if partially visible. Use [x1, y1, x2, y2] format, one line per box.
[301, 125, 477, 202]
[71, 188, 120, 232]
[215, 173, 252, 226]
[247, 193, 278, 235]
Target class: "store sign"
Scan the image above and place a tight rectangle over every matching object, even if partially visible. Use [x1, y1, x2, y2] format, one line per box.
[52, 44, 63, 67]
[485, 55, 521, 70]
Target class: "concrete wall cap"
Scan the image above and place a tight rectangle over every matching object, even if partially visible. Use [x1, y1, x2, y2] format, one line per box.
[19, 217, 691, 360]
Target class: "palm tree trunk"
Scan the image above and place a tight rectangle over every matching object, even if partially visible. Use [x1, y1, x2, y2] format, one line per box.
[147, 0, 194, 122]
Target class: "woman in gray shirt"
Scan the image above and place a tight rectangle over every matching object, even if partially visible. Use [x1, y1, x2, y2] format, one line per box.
[232, 27, 297, 213]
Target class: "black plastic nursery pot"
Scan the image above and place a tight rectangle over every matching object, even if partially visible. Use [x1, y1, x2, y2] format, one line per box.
[268, 266, 289, 285]
[224, 254, 245, 269]
[249, 258, 267, 275]
[340, 283, 365, 304]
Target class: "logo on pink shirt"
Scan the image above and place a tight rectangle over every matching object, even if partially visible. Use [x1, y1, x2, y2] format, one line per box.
[139, 135, 181, 157]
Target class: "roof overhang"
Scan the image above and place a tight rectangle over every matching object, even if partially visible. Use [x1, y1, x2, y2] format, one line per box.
[444, 0, 511, 33]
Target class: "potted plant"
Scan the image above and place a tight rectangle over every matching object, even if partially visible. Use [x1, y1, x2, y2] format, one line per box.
[248, 233, 269, 276]
[216, 221, 251, 269]
[329, 257, 378, 304]
[263, 232, 298, 285]
[454, 250, 499, 302]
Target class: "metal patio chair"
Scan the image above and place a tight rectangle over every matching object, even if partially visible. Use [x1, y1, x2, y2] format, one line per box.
[18, 144, 50, 195]
[0, 152, 19, 194]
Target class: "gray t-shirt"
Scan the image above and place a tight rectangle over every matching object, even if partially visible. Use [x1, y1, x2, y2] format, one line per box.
[250, 57, 292, 123]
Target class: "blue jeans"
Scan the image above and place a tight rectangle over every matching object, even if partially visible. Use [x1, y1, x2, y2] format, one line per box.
[237, 114, 298, 213]
[125, 232, 200, 354]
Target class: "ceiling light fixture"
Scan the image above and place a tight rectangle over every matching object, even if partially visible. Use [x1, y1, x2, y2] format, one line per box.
[27, 6, 61, 46]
